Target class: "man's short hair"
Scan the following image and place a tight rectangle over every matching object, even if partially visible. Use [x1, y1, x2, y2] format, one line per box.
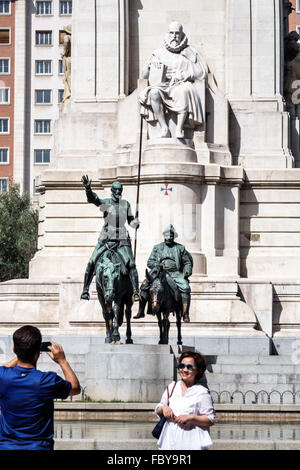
[13, 325, 42, 363]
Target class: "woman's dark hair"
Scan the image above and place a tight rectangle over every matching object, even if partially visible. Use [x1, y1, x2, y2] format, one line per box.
[178, 351, 206, 380]
[13, 325, 42, 363]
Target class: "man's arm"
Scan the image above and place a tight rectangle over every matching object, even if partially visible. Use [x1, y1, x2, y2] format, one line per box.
[47, 342, 81, 397]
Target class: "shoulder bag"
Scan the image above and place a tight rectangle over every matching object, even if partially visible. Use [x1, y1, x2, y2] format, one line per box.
[152, 381, 177, 439]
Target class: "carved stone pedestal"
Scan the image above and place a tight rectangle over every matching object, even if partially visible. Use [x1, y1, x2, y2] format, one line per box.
[143, 141, 197, 163]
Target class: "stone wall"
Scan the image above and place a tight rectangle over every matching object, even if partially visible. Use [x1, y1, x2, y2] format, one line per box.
[128, 0, 227, 94]
[240, 169, 300, 278]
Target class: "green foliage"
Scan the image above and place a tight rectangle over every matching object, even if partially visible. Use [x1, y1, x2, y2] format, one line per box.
[0, 184, 38, 282]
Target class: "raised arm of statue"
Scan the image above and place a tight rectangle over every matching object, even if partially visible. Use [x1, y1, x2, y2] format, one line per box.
[81, 175, 102, 207]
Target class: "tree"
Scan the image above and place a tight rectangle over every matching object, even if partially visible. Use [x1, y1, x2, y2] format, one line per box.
[0, 184, 38, 282]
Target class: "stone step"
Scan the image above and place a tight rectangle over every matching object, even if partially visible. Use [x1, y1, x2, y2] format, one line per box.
[205, 355, 295, 365]
[208, 364, 300, 374]
[201, 372, 300, 385]
[89, 344, 173, 354]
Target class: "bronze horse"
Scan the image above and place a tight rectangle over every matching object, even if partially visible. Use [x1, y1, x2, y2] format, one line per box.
[95, 248, 133, 344]
[143, 266, 183, 345]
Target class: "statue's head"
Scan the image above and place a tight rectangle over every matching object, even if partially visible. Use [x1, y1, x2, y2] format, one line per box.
[167, 22, 184, 47]
[111, 181, 123, 201]
[63, 24, 72, 35]
[163, 224, 178, 246]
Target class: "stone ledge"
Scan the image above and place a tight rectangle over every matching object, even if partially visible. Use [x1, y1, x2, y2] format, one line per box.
[53, 438, 300, 450]
[54, 402, 300, 412]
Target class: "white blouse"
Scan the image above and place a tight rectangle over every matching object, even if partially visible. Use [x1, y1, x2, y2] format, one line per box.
[155, 381, 215, 450]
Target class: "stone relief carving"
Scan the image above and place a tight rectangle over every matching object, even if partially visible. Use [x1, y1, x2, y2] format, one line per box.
[61, 24, 72, 105]
[139, 22, 206, 143]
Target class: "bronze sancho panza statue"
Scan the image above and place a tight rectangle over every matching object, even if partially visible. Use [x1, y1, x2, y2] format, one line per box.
[134, 224, 193, 323]
[80, 176, 140, 302]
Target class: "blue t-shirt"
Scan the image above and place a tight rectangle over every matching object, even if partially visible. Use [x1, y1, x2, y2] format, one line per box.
[0, 365, 71, 450]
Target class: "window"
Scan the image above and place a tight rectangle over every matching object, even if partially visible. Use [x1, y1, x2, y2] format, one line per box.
[34, 119, 51, 134]
[0, 148, 8, 163]
[0, 88, 9, 104]
[0, 1, 10, 14]
[35, 31, 52, 46]
[58, 59, 63, 74]
[35, 89, 52, 104]
[34, 149, 50, 164]
[0, 29, 10, 44]
[0, 58, 9, 74]
[0, 118, 9, 133]
[35, 60, 52, 75]
[59, 0, 72, 15]
[36, 1, 52, 15]
[0, 177, 8, 192]
[297, 0, 300, 13]
[58, 89, 64, 103]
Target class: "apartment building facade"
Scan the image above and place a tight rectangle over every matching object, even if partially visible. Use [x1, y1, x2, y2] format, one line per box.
[0, 0, 72, 195]
[0, 0, 15, 194]
[289, 0, 300, 32]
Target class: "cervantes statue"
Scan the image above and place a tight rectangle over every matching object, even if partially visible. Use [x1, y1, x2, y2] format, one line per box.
[139, 21, 206, 140]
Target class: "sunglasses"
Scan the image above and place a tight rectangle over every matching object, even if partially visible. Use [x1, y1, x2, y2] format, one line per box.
[177, 363, 198, 371]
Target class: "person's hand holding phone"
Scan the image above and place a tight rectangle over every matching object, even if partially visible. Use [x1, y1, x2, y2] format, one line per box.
[47, 342, 66, 364]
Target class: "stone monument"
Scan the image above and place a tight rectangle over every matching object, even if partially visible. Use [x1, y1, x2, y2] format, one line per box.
[1, 0, 300, 400]
[139, 21, 206, 142]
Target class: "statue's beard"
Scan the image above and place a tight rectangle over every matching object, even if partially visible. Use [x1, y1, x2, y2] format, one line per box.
[164, 33, 188, 53]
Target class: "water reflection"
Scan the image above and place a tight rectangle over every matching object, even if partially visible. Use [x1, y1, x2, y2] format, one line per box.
[54, 421, 300, 441]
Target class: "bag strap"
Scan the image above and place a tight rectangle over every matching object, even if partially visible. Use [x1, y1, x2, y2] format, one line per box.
[166, 381, 177, 405]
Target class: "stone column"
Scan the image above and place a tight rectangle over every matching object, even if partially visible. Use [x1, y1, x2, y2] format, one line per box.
[71, 0, 97, 101]
[201, 166, 244, 277]
[201, 181, 217, 263]
[72, 0, 129, 102]
[226, 0, 293, 168]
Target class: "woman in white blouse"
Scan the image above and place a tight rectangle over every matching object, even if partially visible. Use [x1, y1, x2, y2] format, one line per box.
[155, 351, 215, 450]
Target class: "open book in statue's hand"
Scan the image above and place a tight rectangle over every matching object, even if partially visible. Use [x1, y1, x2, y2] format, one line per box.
[148, 61, 167, 86]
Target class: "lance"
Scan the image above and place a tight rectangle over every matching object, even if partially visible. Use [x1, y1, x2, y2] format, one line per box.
[133, 114, 144, 261]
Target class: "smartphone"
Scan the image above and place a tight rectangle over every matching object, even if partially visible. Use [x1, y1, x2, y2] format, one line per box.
[40, 341, 52, 352]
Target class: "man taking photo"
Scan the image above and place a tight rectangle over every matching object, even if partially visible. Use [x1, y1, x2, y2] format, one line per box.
[0, 325, 81, 450]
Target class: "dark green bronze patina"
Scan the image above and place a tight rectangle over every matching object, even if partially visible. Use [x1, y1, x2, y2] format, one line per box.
[95, 243, 134, 344]
[80, 175, 140, 303]
[134, 224, 193, 324]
